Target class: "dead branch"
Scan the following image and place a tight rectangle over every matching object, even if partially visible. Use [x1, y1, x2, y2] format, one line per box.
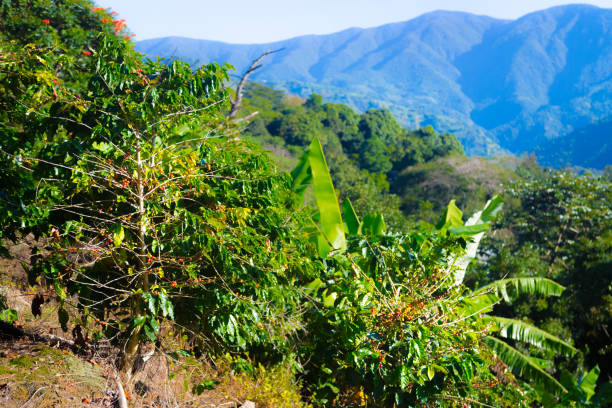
[232, 111, 259, 124]
[115, 373, 129, 408]
[0, 320, 75, 349]
[229, 48, 284, 118]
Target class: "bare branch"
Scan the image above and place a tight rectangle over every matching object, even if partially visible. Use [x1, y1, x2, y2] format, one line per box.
[229, 48, 284, 118]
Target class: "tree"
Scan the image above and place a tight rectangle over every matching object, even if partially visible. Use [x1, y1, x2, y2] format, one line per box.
[1, 0, 128, 237]
[1, 18, 311, 373]
[360, 135, 392, 173]
[267, 110, 324, 147]
[304, 93, 322, 109]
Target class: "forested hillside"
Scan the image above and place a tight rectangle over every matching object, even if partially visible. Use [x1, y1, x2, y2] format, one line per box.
[239, 83, 612, 389]
[137, 4, 612, 169]
[238, 83, 469, 230]
[1, 1, 611, 408]
[238, 83, 518, 225]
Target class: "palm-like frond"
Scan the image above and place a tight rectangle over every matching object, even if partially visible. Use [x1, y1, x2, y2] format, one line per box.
[458, 292, 500, 317]
[475, 277, 565, 302]
[483, 336, 567, 395]
[486, 316, 577, 356]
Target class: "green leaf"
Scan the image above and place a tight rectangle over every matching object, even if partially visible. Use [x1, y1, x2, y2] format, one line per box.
[307, 138, 346, 256]
[0, 308, 17, 323]
[475, 278, 565, 302]
[427, 366, 435, 380]
[359, 292, 372, 308]
[193, 380, 219, 395]
[458, 293, 500, 317]
[560, 370, 578, 391]
[321, 382, 340, 394]
[395, 365, 410, 389]
[323, 291, 338, 308]
[149, 318, 160, 333]
[578, 365, 600, 401]
[487, 316, 577, 356]
[351, 348, 376, 366]
[304, 278, 324, 294]
[290, 149, 313, 203]
[143, 322, 156, 342]
[432, 364, 448, 374]
[483, 336, 566, 395]
[447, 223, 490, 236]
[342, 198, 360, 236]
[159, 293, 174, 319]
[145, 292, 156, 314]
[133, 316, 146, 327]
[92, 141, 112, 154]
[227, 315, 238, 337]
[54, 280, 66, 301]
[479, 194, 504, 222]
[58, 308, 69, 331]
[361, 213, 386, 236]
[112, 224, 125, 247]
[436, 199, 463, 232]
[449, 196, 503, 284]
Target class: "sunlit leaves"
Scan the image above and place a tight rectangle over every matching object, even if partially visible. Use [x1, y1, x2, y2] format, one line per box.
[1, 0, 314, 368]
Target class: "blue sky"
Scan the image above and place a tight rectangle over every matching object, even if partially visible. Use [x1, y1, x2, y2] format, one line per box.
[95, 0, 612, 43]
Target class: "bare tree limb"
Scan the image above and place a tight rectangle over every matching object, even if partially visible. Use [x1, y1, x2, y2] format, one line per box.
[229, 48, 284, 118]
[233, 111, 259, 124]
[115, 373, 129, 408]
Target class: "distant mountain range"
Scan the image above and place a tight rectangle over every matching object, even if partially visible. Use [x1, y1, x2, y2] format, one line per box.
[136, 4, 612, 169]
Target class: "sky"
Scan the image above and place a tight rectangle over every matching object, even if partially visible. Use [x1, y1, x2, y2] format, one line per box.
[95, 0, 612, 43]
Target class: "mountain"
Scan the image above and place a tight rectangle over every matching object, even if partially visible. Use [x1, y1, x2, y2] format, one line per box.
[136, 5, 612, 168]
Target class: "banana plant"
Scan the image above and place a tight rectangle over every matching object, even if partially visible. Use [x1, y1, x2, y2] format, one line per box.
[291, 137, 386, 257]
[437, 199, 579, 395]
[463, 277, 578, 395]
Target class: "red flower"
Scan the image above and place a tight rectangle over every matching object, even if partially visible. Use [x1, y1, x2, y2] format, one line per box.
[42, 19, 50, 25]
[171, 281, 177, 288]
[112, 19, 127, 32]
[82, 50, 91, 56]
[124, 35, 131, 40]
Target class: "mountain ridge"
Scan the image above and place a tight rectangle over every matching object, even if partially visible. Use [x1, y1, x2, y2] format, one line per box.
[136, 4, 612, 168]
